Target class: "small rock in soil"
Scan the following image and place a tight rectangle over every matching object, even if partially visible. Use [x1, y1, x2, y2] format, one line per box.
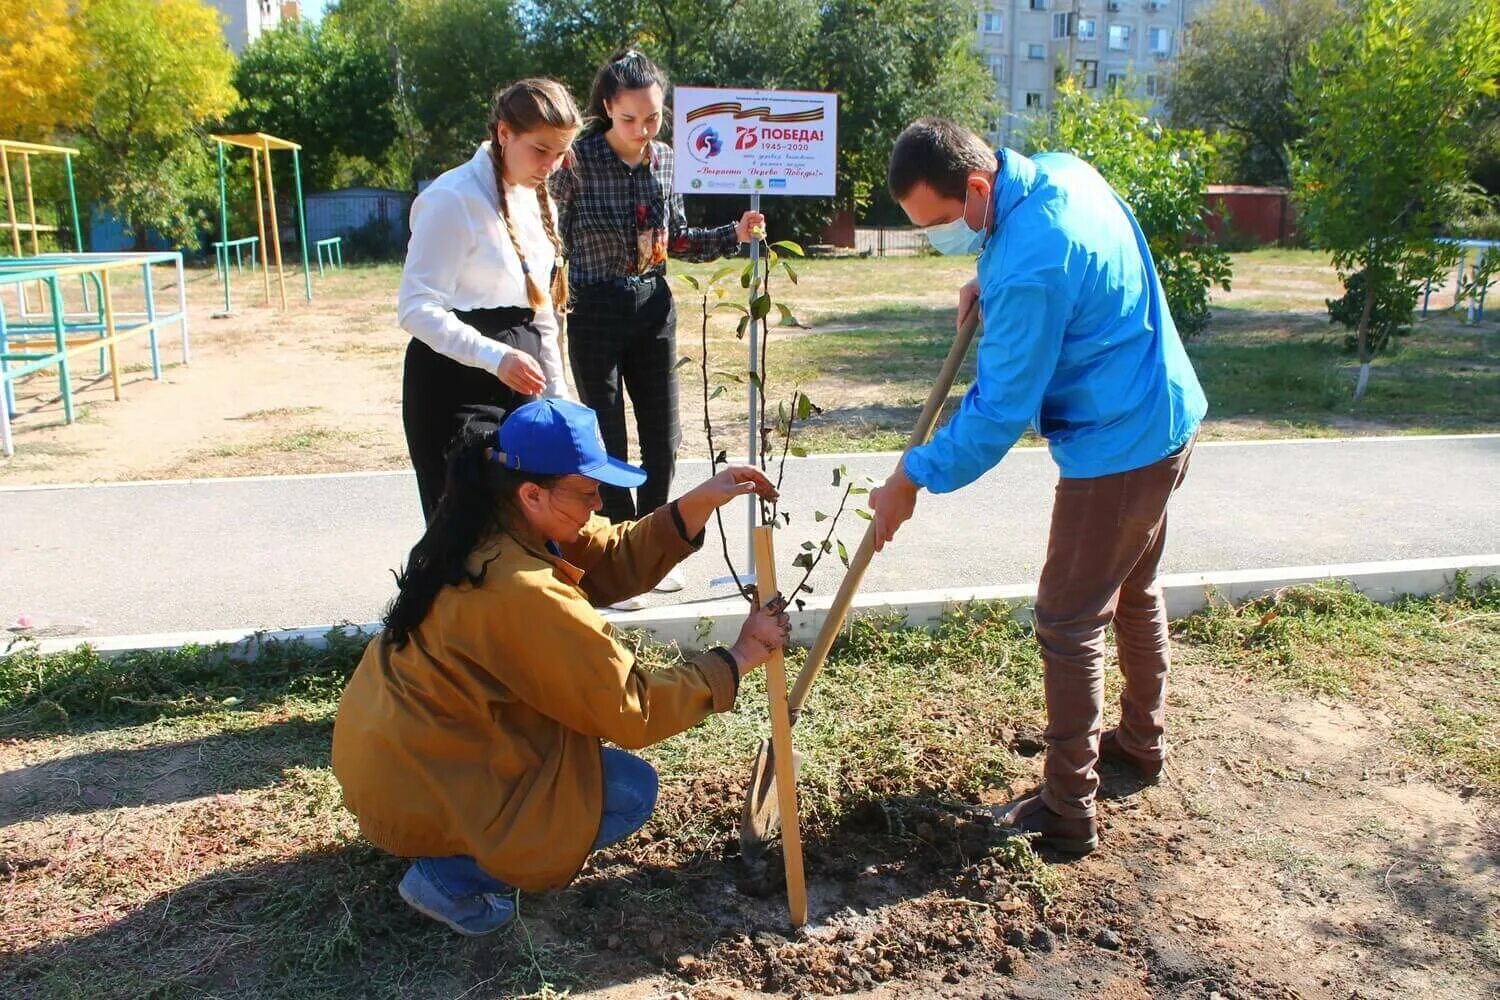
[1095, 929, 1122, 950]
[755, 931, 786, 949]
[1030, 927, 1057, 952]
[1005, 928, 1029, 949]
[648, 931, 666, 949]
[605, 934, 622, 951]
[1014, 732, 1047, 755]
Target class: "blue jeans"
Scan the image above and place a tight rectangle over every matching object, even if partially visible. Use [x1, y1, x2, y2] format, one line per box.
[418, 747, 659, 897]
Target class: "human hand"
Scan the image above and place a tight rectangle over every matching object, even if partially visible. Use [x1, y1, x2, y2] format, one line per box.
[676, 465, 778, 537]
[496, 352, 546, 396]
[730, 600, 792, 674]
[957, 278, 980, 333]
[693, 465, 778, 508]
[736, 210, 767, 244]
[868, 465, 919, 553]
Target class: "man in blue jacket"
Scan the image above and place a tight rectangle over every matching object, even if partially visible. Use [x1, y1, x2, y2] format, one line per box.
[869, 118, 1206, 855]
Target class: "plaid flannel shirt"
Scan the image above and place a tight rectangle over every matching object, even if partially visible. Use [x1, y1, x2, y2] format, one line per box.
[552, 131, 742, 288]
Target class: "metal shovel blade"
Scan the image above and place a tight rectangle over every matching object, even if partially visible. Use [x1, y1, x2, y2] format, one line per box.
[738, 737, 803, 862]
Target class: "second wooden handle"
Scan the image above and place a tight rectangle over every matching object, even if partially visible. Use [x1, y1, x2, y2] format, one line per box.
[752, 525, 807, 927]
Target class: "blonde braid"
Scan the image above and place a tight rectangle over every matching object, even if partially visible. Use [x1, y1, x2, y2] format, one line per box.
[491, 145, 548, 310]
[535, 181, 569, 312]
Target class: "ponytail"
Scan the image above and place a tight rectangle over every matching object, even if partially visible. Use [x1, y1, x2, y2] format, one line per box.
[382, 407, 559, 649]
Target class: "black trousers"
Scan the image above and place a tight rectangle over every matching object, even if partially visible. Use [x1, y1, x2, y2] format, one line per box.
[568, 275, 680, 522]
[402, 305, 540, 521]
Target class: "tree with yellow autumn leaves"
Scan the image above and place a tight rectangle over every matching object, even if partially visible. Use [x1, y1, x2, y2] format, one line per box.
[0, 0, 236, 247]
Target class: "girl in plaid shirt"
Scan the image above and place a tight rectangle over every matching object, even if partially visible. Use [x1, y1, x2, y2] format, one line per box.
[552, 50, 763, 599]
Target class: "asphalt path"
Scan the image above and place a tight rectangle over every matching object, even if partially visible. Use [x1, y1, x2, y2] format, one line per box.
[3, 435, 1497, 638]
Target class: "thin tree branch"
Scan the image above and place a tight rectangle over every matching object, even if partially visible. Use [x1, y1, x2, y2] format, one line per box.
[787, 483, 856, 604]
[698, 287, 750, 601]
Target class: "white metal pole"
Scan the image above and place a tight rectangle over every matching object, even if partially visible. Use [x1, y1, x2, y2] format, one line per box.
[745, 192, 761, 574]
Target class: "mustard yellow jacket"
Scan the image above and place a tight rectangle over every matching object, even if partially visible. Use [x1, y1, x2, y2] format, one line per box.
[331, 507, 738, 892]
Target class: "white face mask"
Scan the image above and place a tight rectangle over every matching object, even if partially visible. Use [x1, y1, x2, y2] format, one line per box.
[924, 184, 990, 256]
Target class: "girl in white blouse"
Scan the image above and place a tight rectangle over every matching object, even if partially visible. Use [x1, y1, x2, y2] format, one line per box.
[398, 78, 581, 519]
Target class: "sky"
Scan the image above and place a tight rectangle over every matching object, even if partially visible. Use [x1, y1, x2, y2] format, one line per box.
[305, 0, 333, 24]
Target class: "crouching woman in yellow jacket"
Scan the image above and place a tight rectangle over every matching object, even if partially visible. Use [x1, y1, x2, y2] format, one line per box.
[332, 398, 789, 936]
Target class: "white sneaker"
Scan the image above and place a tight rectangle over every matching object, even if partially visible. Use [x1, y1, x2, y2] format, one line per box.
[653, 567, 687, 593]
[609, 594, 649, 611]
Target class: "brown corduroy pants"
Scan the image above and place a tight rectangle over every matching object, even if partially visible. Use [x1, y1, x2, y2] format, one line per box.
[1033, 438, 1194, 819]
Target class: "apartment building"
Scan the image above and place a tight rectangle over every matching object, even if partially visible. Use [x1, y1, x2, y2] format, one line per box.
[208, 0, 302, 54]
[975, 0, 1208, 146]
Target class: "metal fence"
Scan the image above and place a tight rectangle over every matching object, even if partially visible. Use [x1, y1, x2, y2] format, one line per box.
[1423, 238, 1497, 323]
[853, 226, 930, 257]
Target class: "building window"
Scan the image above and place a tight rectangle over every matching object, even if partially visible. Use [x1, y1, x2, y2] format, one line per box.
[1030, 0, 1049, 10]
[1076, 59, 1099, 88]
[1145, 74, 1163, 98]
[1028, 43, 1047, 60]
[989, 55, 1007, 77]
[1109, 24, 1132, 51]
[1105, 72, 1127, 93]
[1078, 18, 1097, 41]
[1147, 0, 1168, 9]
[1052, 12, 1075, 38]
[984, 11, 1004, 33]
[1107, 0, 1122, 10]
[1024, 91, 1045, 109]
[1149, 27, 1173, 56]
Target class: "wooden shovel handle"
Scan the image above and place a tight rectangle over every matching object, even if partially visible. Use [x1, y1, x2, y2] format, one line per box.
[787, 302, 982, 716]
[752, 525, 807, 927]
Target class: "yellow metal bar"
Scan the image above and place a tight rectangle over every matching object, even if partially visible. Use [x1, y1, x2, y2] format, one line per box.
[22, 153, 39, 256]
[1, 145, 21, 257]
[100, 269, 121, 400]
[0, 139, 82, 156]
[0, 222, 60, 233]
[262, 140, 287, 310]
[210, 132, 302, 151]
[9, 312, 179, 357]
[251, 151, 271, 305]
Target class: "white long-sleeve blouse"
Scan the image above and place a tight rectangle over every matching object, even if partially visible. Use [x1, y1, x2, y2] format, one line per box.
[397, 142, 570, 398]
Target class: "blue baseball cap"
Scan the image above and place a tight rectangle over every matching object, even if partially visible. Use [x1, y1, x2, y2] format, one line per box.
[495, 399, 647, 488]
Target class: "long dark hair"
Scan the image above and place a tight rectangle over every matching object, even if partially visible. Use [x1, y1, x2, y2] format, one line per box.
[383, 407, 559, 649]
[585, 49, 669, 135]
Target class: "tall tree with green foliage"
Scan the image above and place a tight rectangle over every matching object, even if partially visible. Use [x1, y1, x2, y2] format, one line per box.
[1028, 78, 1232, 338]
[1166, 0, 1337, 186]
[232, 20, 399, 190]
[523, 0, 992, 238]
[396, 0, 533, 176]
[1291, 0, 1500, 399]
[70, 0, 237, 247]
[812, 0, 994, 218]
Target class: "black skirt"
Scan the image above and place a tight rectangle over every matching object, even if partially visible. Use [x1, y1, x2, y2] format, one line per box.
[401, 305, 541, 521]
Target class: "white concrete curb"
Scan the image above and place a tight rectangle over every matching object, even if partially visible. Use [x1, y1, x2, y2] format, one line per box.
[14, 554, 1498, 660]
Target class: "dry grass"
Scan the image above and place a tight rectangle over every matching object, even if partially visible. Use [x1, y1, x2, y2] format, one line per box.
[3, 250, 1495, 484]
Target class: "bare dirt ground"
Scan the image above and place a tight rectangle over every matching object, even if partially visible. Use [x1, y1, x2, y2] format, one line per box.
[2, 593, 1496, 999]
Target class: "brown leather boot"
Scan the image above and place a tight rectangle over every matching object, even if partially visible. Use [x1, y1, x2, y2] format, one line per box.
[992, 793, 1097, 856]
[1100, 728, 1164, 784]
